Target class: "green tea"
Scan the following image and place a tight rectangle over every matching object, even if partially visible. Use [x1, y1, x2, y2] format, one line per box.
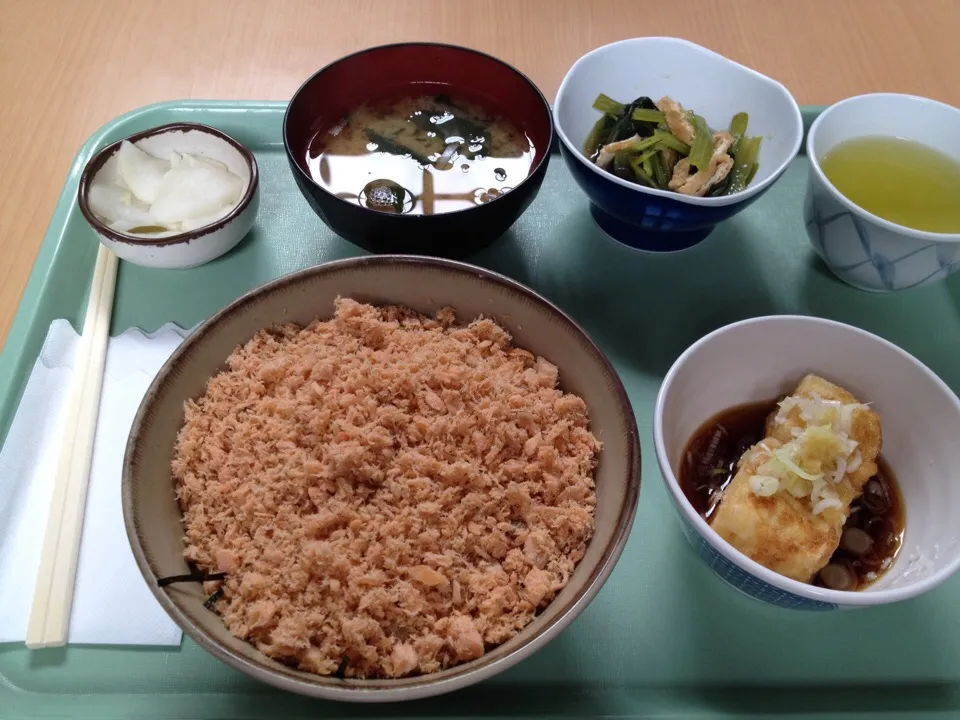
[820, 136, 960, 234]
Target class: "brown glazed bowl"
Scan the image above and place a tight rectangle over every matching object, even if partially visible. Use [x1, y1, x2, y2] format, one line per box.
[283, 43, 554, 259]
[122, 256, 641, 702]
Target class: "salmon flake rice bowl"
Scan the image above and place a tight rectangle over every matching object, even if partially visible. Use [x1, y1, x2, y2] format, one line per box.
[173, 298, 600, 678]
[123, 256, 641, 701]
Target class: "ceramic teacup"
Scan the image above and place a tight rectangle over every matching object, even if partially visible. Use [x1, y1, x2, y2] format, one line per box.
[805, 93, 960, 292]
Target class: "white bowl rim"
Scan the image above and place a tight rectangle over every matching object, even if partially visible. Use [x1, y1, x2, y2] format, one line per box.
[653, 313, 960, 606]
[806, 92, 960, 244]
[554, 37, 804, 208]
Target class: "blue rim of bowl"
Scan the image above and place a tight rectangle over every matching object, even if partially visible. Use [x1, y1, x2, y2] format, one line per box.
[281, 42, 555, 221]
[806, 92, 960, 244]
[653, 313, 960, 606]
[554, 37, 803, 208]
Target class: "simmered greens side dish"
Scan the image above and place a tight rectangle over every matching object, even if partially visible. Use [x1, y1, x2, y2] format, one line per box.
[583, 94, 762, 197]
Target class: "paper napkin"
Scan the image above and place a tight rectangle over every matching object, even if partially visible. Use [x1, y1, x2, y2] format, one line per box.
[0, 319, 188, 645]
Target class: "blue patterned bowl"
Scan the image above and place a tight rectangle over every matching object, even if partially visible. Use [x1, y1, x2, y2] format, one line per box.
[654, 315, 960, 610]
[805, 93, 960, 291]
[555, 38, 802, 252]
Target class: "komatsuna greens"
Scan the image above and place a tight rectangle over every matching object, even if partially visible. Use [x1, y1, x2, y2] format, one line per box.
[582, 94, 761, 197]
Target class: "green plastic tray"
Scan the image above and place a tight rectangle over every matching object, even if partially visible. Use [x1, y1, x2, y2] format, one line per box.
[3, 101, 960, 720]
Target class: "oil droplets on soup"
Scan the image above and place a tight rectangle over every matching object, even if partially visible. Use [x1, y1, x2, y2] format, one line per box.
[306, 94, 535, 215]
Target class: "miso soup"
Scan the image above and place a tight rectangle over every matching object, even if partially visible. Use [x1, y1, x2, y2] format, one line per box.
[306, 94, 535, 215]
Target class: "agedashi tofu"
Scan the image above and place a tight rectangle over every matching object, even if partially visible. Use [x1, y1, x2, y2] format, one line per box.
[710, 375, 882, 583]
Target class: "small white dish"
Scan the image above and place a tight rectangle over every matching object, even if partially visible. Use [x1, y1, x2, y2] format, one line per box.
[654, 315, 960, 610]
[79, 123, 259, 269]
[805, 93, 960, 292]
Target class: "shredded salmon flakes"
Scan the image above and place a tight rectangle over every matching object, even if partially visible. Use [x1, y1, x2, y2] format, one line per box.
[172, 298, 600, 678]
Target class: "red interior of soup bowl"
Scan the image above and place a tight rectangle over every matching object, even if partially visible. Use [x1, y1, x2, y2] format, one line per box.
[284, 43, 553, 175]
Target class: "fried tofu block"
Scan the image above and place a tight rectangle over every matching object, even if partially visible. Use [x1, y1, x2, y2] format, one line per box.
[710, 440, 841, 582]
[709, 374, 882, 583]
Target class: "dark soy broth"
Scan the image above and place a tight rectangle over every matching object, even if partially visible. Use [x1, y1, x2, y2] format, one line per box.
[306, 94, 535, 215]
[680, 399, 905, 590]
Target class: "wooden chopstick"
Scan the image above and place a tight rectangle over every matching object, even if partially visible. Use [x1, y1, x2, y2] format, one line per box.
[26, 244, 118, 649]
